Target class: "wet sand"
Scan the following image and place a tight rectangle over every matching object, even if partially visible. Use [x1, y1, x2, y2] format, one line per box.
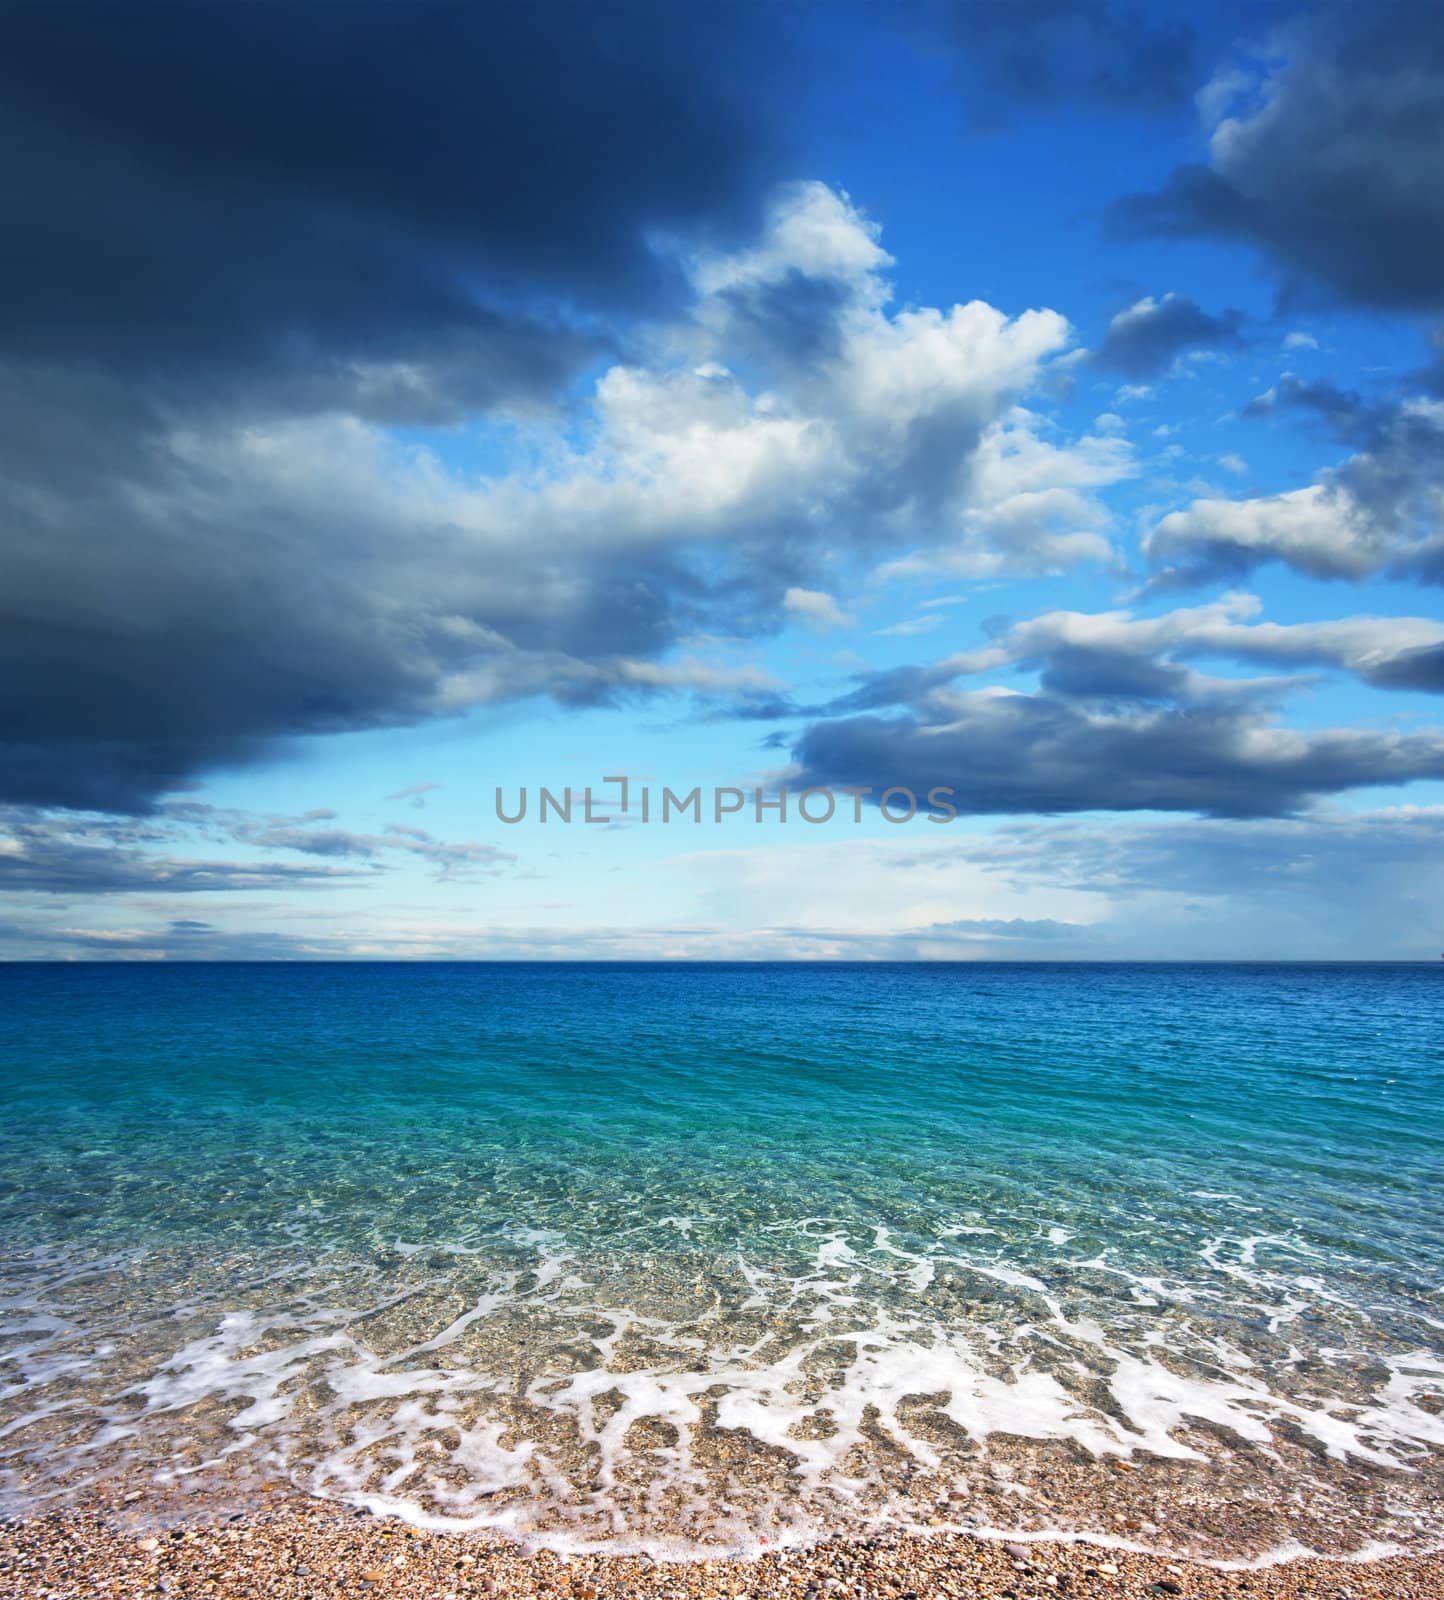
[4, 1498, 1441, 1600]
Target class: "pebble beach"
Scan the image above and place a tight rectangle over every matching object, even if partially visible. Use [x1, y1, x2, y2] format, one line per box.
[5, 970, 1441, 1595]
[4, 1499, 1441, 1600]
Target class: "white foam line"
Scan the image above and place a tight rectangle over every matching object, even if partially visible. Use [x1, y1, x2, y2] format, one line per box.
[5, 1223, 1444, 1556]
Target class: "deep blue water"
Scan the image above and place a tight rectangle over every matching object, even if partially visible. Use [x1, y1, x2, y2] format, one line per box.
[0, 962, 1441, 1555]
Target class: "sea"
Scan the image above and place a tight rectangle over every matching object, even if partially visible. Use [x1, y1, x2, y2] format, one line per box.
[1, 962, 1441, 1563]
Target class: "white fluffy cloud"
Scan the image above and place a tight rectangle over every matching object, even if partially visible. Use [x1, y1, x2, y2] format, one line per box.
[945, 592, 1444, 692]
[508, 183, 1126, 575]
[1147, 484, 1382, 581]
[1144, 398, 1444, 587]
[2, 182, 1130, 809]
[783, 587, 854, 630]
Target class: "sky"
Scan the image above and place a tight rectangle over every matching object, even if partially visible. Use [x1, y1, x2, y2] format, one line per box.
[3, 0, 1444, 961]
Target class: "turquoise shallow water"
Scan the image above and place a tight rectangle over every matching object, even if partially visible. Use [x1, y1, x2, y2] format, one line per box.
[1, 962, 1442, 1557]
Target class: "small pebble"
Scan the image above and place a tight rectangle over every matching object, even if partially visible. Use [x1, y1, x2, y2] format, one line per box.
[1, 1497, 1440, 1600]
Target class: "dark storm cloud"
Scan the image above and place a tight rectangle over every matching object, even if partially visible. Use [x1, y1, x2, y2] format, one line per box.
[823, 665, 959, 716]
[1111, 6, 1444, 310]
[789, 593, 1444, 817]
[0, 166, 1088, 816]
[1147, 375, 1444, 588]
[814, 654, 1196, 720]
[1094, 294, 1246, 378]
[1363, 643, 1444, 693]
[0, 392, 445, 813]
[1241, 375, 1371, 433]
[924, 0, 1208, 123]
[791, 698, 1444, 819]
[0, 0, 793, 414]
[704, 696, 809, 725]
[0, 358, 756, 812]
[0, 0, 808, 814]
[1033, 646, 1195, 703]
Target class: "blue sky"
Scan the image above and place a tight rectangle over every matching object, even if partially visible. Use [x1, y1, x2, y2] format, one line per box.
[3, 0, 1444, 959]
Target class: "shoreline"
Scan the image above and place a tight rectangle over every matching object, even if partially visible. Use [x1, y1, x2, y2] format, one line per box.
[6, 1497, 1443, 1600]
